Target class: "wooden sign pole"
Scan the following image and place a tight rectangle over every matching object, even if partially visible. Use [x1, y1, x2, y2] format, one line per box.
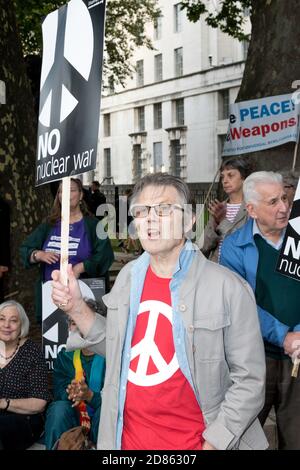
[60, 177, 70, 286]
[292, 140, 299, 171]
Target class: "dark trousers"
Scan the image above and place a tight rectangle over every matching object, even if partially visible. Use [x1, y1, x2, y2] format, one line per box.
[258, 356, 300, 450]
[0, 411, 44, 450]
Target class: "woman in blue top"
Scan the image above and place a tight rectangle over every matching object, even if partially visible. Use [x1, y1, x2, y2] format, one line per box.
[20, 178, 114, 323]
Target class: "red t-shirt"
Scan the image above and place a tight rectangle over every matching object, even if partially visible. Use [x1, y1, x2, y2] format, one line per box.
[121, 266, 205, 450]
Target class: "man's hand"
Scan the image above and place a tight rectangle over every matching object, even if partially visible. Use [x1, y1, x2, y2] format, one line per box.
[208, 199, 226, 226]
[67, 378, 93, 406]
[0, 266, 8, 279]
[283, 332, 300, 356]
[51, 264, 83, 315]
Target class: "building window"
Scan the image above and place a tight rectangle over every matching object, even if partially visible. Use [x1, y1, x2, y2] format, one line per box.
[103, 114, 111, 137]
[175, 98, 184, 126]
[108, 77, 115, 95]
[171, 140, 181, 177]
[104, 148, 111, 178]
[136, 106, 145, 131]
[133, 144, 142, 180]
[154, 15, 162, 40]
[174, 3, 182, 33]
[153, 142, 163, 171]
[154, 54, 163, 82]
[243, 39, 250, 60]
[136, 60, 144, 87]
[174, 47, 183, 77]
[153, 103, 162, 129]
[218, 135, 227, 159]
[219, 89, 229, 120]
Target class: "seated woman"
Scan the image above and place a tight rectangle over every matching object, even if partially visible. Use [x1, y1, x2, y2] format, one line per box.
[0, 300, 50, 450]
[20, 178, 114, 323]
[44, 318, 105, 450]
[201, 156, 254, 262]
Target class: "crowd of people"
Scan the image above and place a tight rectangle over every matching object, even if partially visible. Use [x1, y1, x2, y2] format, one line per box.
[1, 164, 300, 450]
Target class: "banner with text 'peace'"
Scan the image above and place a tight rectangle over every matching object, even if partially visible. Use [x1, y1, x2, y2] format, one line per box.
[222, 93, 300, 157]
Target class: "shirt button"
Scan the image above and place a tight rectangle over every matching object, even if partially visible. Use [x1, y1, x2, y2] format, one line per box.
[179, 304, 186, 312]
[188, 325, 194, 333]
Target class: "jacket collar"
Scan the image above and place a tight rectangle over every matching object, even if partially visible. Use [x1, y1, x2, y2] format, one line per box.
[235, 218, 255, 247]
[130, 239, 196, 280]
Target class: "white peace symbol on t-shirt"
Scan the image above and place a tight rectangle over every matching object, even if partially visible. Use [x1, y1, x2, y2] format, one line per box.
[127, 300, 179, 387]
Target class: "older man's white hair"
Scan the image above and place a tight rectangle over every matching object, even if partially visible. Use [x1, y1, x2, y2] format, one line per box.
[243, 171, 283, 205]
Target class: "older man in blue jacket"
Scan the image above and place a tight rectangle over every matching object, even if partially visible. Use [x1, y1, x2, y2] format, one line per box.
[220, 170, 300, 450]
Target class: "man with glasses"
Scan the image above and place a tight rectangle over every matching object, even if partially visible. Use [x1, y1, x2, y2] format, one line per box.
[51, 173, 267, 450]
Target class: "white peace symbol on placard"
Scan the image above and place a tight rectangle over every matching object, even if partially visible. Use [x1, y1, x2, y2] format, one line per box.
[128, 300, 179, 387]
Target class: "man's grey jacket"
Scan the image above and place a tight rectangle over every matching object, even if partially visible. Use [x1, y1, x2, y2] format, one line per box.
[67, 243, 268, 450]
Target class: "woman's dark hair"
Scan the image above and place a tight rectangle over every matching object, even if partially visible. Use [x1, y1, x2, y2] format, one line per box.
[220, 156, 255, 180]
[47, 178, 90, 224]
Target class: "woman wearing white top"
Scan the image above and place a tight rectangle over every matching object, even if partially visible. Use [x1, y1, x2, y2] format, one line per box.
[201, 156, 254, 263]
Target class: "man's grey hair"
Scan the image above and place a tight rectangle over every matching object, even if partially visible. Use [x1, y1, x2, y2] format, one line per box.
[0, 300, 30, 338]
[243, 171, 283, 205]
[130, 172, 191, 208]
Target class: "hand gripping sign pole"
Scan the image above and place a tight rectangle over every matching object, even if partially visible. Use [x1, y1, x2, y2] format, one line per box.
[59, 177, 71, 285]
[291, 359, 299, 378]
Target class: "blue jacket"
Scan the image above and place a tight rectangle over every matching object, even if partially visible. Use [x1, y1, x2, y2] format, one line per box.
[220, 218, 300, 348]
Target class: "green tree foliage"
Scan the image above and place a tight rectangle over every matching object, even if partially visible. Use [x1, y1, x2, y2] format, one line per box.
[14, 0, 160, 87]
[181, 0, 252, 41]
[0, 0, 52, 330]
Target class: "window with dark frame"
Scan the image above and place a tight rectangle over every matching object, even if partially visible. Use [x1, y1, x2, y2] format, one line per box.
[153, 142, 163, 171]
[175, 98, 184, 126]
[174, 47, 183, 77]
[174, 3, 182, 33]
[104, 148, 111, 178]
[133, 144, 142, 180]
[154, 54, 163, 82]
[136, 60, 144, 87]
[219, 89, 229, 120]
[137, 106, 145, 131]
[171, 140, 181, 177]
[153, 102, 162, 129]
[154, 15, 162, 40]
[103, 114, 111, 137]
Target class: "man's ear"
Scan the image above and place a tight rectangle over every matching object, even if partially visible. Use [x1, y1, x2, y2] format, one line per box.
[246, 202, 257, 219]
[183, 210, 196, 239]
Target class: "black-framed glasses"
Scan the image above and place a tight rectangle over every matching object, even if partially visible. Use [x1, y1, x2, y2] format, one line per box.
[130, 203, 184, 218]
